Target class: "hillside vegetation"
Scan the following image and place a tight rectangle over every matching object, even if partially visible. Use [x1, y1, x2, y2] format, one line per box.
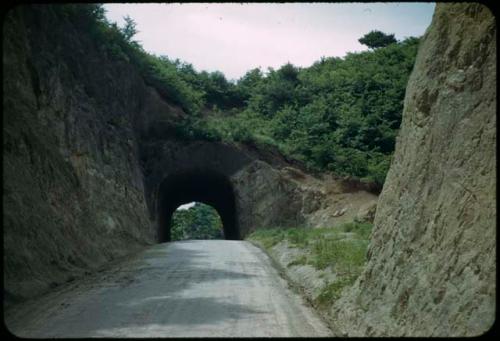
[171, 203, 223, 241]
[67, 4, 420, 186]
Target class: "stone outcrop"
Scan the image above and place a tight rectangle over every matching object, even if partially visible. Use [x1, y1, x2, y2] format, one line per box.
[3, 6, 155, 303]
[3, 6, 375, 304]
[330, 3, 496, 336]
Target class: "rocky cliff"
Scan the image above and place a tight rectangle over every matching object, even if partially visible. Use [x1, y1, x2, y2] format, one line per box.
[3, 6, 155, 303]
[3, 6, 375, 303]
[331, 3, 496, 336]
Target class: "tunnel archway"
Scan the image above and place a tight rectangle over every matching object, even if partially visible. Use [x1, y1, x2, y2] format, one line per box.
[157, 169, 240, 242]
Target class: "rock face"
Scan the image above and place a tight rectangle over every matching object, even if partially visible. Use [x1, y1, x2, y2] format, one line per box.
[3, 6, 376, 303]
[3, 7, 154, 303]
[331, 3, 496, 336]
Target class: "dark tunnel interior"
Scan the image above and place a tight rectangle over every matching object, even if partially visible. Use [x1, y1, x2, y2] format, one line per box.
[157, 170, 240, 242]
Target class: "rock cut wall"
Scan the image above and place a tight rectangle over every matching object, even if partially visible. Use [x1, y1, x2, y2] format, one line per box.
[331, 3, 496, 336]
[3, 6, 160, 302]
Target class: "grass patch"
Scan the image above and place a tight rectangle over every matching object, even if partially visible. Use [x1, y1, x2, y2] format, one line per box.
[285, 228, 310, 248]
[246, 228, 286, 249]
[246, 222, 373, 309]
[247, 223, 373, 270]
[311, 238, 368, 271]
[338, 221, 373, 239]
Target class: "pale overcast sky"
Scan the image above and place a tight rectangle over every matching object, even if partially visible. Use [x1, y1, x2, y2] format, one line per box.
[104, 2, 435, 81]
[177, 202, 196, 210]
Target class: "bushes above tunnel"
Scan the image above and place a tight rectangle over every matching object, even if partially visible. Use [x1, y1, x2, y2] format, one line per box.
[61, 4, 420, 188]
[186, 37, 418, 187]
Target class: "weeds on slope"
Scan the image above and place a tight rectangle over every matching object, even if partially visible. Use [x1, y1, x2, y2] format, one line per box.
[246, 222, 373, 309]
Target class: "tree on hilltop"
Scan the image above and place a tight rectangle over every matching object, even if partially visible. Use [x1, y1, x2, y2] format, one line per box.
[359, 30, 397, 49]
[121, 15, 138, 42]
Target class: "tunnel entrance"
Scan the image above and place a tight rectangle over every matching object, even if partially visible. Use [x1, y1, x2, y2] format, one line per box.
[157, 170, 240, 242]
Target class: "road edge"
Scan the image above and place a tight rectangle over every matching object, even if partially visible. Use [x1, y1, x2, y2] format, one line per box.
[246, 239, 338, 336]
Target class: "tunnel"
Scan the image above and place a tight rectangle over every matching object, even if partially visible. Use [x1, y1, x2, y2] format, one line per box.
[157, 169, 240, 242]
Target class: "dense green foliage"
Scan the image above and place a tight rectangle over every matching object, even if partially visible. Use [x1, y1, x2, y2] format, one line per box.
[358, 30, 397, 49]
[171, 203, 223, 241]
[230, 38, 418, 185]
[63, 4, 420, 187]
[246, 222, 373, 307]
[174, 35, 419, 186]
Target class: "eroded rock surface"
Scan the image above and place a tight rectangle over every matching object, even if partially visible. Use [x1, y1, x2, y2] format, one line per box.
[3, 7, 155, 303]
[331, 3, 496, 336]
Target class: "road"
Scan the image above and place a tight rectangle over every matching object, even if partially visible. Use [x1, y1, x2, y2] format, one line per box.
[5, 240, 332, 337]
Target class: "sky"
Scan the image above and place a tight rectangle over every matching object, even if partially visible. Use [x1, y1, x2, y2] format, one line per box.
[177, 202, 196, 210]
[104, 2, 435, 81]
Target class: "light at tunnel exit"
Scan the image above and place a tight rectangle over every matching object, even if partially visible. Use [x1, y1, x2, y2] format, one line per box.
[171, 202, 224, 241]
[177, 202, 195, 210]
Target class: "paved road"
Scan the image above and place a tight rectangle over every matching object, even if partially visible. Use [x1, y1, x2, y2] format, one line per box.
[6, 240, 332, 337]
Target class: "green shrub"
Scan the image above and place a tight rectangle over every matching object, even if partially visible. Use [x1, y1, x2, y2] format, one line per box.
[285, 228, 310, 248]
[339, 221, 373, 240]
[312, 238, 368, 272]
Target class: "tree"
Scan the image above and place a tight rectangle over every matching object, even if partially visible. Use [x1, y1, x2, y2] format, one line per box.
[277, 62, 300, 83]
[358, 30, 397, 49]
[121, 15, 138, 42]
[89, 4, 107, 22]
[171, 203, 223, 241]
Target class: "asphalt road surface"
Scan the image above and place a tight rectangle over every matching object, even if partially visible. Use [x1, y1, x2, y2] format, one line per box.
[6, 240, 332, 337]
